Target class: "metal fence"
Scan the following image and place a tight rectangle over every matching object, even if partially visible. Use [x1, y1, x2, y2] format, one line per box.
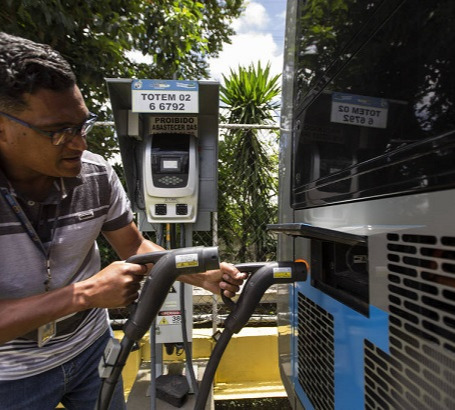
[193, 129, 279, 330]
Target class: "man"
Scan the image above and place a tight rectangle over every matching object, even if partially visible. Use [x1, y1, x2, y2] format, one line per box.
[0, 32, 246, 409]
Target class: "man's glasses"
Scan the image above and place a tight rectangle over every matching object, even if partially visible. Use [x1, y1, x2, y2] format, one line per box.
[0, 111, 98, 146]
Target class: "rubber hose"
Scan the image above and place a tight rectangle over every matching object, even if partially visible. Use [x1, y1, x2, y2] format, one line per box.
[193, 328, 234, 410]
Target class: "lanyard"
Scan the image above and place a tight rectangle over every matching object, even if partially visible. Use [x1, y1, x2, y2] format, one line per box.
[0, 185, 61, 291]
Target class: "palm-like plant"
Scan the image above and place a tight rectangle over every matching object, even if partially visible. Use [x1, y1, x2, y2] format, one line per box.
[218, 62, 281, 262]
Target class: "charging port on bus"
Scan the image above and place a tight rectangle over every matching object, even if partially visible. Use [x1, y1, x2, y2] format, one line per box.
[311, 240, 369, 316]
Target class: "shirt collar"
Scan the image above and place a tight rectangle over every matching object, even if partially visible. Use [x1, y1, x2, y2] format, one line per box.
[0, 166, 84, 203]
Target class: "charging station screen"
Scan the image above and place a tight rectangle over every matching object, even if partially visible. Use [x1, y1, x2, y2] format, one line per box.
[161, 159, 179, 171]
[151, 133, 190, 188]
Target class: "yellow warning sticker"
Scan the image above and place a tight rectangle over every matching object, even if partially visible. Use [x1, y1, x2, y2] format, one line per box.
[273, 267, 292, 278]
[159, 317, 169, 325]
[175, 253, 199, 269]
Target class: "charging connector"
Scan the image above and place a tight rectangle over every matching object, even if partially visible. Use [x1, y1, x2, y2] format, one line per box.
[96, 246, 220, 410]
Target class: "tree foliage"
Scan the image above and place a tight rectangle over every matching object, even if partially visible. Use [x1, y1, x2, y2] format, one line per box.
[218, 62, 281, 262]
[1, 0, 244, 158]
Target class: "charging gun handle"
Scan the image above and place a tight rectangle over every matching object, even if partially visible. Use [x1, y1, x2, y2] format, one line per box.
[224, 261, 308, 333]
[123, 246, 219, 341]
[194, 260, 307, 410]
[122, 250, 169, 329]
[125, 250, 169, 265]
[96, 247, 219, 410]
[221, 262, 269, 309]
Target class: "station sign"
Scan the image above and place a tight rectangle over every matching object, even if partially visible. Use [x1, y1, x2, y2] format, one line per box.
[131, 79, 199, 113]
[330, 92, 388, 129]
[149, 116, 198, 135]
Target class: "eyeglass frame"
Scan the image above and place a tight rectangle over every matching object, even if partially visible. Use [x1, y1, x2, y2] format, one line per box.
[0, 110, 98, 146]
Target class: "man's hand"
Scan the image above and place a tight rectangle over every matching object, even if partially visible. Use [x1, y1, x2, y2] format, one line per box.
[77, 262, 148, 308]
[217, 262, 248, 298]
[179, 262, 248, 298]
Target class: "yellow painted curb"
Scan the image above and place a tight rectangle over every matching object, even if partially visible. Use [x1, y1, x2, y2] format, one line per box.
[214, 327, 283, 384]
[117, 327, 286, 401]
[214, 381, 287, 400]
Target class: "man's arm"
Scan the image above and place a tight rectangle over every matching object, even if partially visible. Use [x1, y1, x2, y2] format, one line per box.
[103, 221, 247, 297]
[0, 222, 244, 345]
[0, 220, 150, 345]
[102, 221, 165, 260]
[0, 261, 147, 345]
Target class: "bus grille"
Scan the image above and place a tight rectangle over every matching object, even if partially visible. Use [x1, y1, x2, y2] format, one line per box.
[297, 294, 335, 410]
[365, 233, 455, 409]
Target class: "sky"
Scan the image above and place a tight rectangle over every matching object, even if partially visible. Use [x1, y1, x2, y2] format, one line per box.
[207, 0, 287, 82]
[126, 1, 287, 123]
[127, 1, 288, 83]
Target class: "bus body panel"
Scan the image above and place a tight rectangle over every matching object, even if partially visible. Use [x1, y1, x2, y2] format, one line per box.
[277, 0, 455, 409]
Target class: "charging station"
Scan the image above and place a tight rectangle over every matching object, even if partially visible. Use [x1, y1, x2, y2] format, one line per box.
[106, 78, 219, 408]
[106, 78, 219, 231]
[142, 121, 199, 223]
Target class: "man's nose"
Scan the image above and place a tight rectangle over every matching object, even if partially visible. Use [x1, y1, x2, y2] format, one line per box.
[66, 131, 88, 151]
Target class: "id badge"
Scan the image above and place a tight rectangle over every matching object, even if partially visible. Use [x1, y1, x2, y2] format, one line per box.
[37, 321, 56, 347]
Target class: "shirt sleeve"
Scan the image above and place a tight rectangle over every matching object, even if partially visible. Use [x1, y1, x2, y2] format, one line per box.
[101, 162, 134, 231]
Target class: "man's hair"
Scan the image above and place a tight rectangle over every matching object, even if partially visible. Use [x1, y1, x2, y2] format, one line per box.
[0, 32, 76, 112]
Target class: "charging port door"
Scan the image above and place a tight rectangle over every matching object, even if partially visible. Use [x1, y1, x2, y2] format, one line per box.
[312, 240, 369, 315]
[268, 223, 369, 316]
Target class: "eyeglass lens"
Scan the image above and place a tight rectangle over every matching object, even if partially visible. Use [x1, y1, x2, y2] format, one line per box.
[51, 117, 96, 146]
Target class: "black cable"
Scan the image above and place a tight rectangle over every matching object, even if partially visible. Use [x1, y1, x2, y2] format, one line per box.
[156, 224, 165, 248]
[179, 223, 185, 248]
[194, 261, 308, 410]
[194, 328, 234, 410]
[178, 223, 199, 395]
[170, 223, 177, 249]
[96, 248, 220, 410]
[180, 280, 199, 396]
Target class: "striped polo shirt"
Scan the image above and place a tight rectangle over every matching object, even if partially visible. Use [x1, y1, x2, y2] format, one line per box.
[0, 151, 133, 380]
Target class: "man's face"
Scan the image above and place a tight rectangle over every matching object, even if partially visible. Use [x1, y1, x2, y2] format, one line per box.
[0, 85, 90, 180]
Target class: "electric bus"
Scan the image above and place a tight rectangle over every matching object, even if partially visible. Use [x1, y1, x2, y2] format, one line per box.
[271, 0, 455, 409]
